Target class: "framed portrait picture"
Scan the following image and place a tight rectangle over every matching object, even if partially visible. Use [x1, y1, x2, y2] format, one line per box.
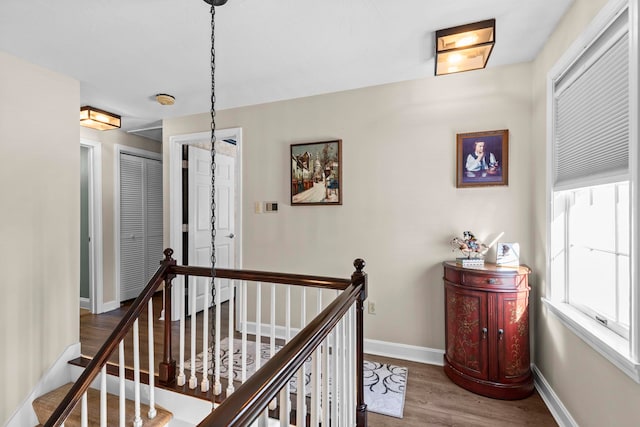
[496, 242, 520, 267]
[456, 129, 508, 188]
[291, 139, 342, 205]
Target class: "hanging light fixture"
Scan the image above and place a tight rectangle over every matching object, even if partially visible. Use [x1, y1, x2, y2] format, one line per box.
[435, 19, 495, 76]
[79, 106, 121, 130]
[203, 0, 227, 397]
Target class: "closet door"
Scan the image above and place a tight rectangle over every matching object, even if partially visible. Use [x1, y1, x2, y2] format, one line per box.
[145, 159, 164, 280]
[120, 153, 163, 301]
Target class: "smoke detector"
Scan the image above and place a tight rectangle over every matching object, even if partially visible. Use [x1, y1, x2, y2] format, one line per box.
[156, 93, 175, 106]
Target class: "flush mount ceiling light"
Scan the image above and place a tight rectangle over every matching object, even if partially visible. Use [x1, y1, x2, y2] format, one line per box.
[435, 19, 495, 76]
[79, 106, 121, 130]
[156, 93, 176, 105]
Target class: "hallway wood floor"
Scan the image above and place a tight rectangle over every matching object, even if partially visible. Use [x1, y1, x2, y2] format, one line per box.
[79, 296, 557, 427]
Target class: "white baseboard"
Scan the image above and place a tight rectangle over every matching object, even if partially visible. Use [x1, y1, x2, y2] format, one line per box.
[532, 364, 577, 427]
[364, 338, 445, 365]
[80, 297, 91, 310]
[240, 321, 444, 366]
[6, 342, 81, 427]
[239, 321, 300, 340]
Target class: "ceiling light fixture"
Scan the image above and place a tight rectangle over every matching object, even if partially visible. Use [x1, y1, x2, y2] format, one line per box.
[79, 106, 121, 130]
[156, 93, 176, 105]
[435, 19, 495, 76]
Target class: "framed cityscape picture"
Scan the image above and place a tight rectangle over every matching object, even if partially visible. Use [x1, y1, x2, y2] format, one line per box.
[291, 140, 342, 206]
[456, 129, 509, 188]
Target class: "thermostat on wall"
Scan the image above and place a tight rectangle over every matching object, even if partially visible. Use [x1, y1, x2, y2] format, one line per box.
[265, 202, 278, 212]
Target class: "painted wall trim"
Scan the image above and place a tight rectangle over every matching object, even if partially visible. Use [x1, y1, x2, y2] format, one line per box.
[80, 139, 104, 314]
[532, 364, 578, 427]
[6, 343, 81, 427]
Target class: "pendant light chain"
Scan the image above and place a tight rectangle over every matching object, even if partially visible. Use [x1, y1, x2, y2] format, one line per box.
[209, 1, 218, 376]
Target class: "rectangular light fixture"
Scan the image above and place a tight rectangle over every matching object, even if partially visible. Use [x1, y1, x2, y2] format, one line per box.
[435, 19, 495, 76]
[79, 106, 121, 130]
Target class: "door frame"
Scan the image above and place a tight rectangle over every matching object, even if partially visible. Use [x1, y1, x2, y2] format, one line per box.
[80, 139, 103, 314]
[169, 128, 243, 321]
[114, 144, 163, 304]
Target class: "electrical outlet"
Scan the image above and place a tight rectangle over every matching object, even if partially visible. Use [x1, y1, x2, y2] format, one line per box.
[368, 301, 376, 315]
[254, 202, 263, 214]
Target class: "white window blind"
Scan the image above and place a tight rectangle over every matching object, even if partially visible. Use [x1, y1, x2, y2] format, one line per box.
[553, 28, 629, 189]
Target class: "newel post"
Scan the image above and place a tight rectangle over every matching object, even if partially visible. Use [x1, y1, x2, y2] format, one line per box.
[352, 258, 368, 427]
[159, 248, 177, 385]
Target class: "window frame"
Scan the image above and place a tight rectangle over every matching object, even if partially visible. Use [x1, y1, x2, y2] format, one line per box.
[545, 0, 640, 383]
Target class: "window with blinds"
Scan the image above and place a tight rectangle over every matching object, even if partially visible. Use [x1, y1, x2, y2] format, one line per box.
[549, 4, 633, 341]
[553, 10, 629, 190]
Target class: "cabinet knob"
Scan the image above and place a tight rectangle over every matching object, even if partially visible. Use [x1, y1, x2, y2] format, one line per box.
[488, 278, 497, 284]
[498, 329, 504, 340]
[481, 327, 488, 339]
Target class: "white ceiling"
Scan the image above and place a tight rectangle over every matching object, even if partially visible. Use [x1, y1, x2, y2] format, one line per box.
[0, 0, 573, 140]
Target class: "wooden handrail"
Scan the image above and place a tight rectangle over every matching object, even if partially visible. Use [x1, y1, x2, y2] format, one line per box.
[46, 249, 366, 427]
[198, 258, 367, 427]
[170, 264, 352, 289]
[44, 249, 176, 427]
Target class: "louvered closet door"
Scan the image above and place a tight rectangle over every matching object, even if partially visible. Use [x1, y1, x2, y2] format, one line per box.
[145, 159, 164, 280]
[120, 153, 163, 301]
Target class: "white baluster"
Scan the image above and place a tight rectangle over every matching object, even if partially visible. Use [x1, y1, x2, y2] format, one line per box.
[311, 289, 322, 425]
[296, 287, 306, 425]
[322, 336, 330, 426]
[285, 285, 291, 342]
[148, 300, 157, 418]
[119, 341, 125, 427]
[177, 278, 186, 386]
[268, 283, 276, 411]
[241, 280, 247, 382]
[227, 280, 235, 396]
[330, 329, 338, 425]
[133, 319, 143, 427]
[214, 278, 222, 395]
[255, 282, 262, 373]
[100, 365, 107, 427]
[201, 278, 210, 393]
[189, 277, 197, 389]
[279, 387, 289, 427]
[350, 305, 356, 426]
[341, 317, 347, 426]
[285, 285, 292, 411]
[81, 391, 87, 427]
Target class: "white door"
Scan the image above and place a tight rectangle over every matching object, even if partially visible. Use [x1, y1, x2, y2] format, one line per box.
[188, 146, 235, 312]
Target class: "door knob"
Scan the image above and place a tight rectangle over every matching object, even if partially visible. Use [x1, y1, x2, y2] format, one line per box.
[226, 233, 235, 239]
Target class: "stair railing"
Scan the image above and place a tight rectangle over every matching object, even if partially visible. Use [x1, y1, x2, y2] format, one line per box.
[197, 259, 368, 427]
[46, 249, 368, 427]
[44, 248, 177, 427]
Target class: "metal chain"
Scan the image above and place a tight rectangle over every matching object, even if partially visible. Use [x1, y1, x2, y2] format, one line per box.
[209, 1, 217, 377]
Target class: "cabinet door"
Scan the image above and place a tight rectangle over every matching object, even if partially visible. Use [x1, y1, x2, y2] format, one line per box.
[445, 284, 489, 379]
[497, 291, 530, 381]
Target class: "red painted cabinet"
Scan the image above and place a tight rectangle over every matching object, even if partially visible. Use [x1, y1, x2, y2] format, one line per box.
[443, 261, 533, 400]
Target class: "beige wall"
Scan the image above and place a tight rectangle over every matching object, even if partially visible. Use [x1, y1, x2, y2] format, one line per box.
[164, 61, 533, 348]
[0, 52, 80, 422]
[531, 0, 640, 425]
[80, 128, 161, 305]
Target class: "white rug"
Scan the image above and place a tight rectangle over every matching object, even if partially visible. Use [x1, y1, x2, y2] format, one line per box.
[184, 337, 408, 418]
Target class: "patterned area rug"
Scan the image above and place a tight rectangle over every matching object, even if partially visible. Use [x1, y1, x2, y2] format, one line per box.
[184, 337, 408, 418]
